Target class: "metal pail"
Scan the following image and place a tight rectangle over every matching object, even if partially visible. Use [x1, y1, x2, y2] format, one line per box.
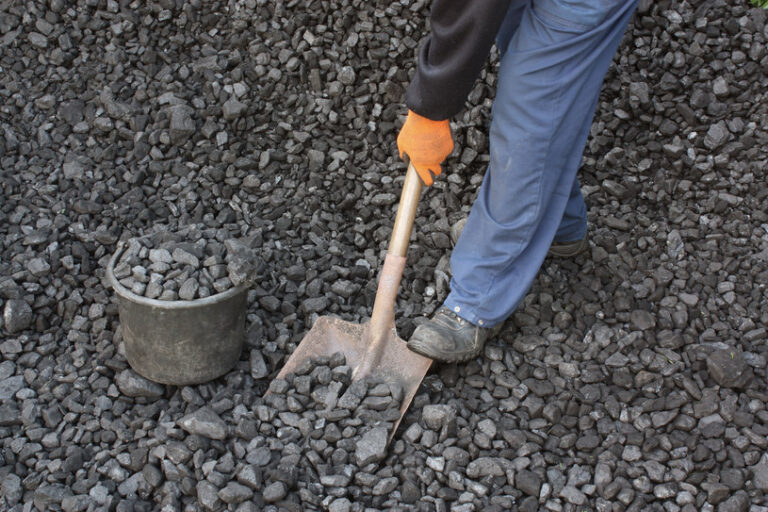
[107, 240, 247, 385]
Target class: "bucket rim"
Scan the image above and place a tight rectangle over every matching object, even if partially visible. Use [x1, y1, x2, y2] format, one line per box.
[107, 239, 248, 310]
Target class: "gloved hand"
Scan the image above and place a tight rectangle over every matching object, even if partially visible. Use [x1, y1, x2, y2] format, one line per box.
[397, 110, 454, 186]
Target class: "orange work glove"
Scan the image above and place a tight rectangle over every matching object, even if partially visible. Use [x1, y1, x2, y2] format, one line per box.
[397, 110, 454, 186]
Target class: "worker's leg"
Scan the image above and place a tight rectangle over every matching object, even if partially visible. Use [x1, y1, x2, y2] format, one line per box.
[501, 2, 590, 249]
[444, 0, 638, 327]
[554, 174, 587, 243]
[495, 1, 528, 57]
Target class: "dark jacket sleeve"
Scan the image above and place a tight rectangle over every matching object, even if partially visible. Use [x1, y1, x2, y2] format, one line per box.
[405, 0, 512, 120]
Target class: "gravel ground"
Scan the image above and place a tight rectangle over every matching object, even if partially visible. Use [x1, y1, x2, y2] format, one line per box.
[2, 0, 768, 510]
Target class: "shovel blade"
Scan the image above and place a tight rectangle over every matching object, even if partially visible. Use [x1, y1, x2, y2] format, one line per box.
[275, 315, 432, 441]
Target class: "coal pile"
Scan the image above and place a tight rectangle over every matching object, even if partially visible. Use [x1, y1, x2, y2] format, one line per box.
[112, 226, 261, 301]
[253, 352, 406, 509]
[2, 0, 768, 510]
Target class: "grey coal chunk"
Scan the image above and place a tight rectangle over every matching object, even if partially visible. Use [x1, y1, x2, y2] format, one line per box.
[513, 334, 546, 353]
[338, 380, 367, 410]
[367, 383, 391, 397]
[262, 481, 287, 503]
[372, 477, 398, 496]
[26, 257, 50, 276]
[0, 361, 14, 380]
[630, 309, 655, 330]
[196, 481, 221, 511]
[320, 474, 350, 487]
[321, 408, 350, 422]
[720, 468, 744, 491]
[61, 101, 84, 125]
[292, 358, 315, 376]
[705, 482, 730, 505]
[27, 32, 48, 48]
[401, 479, 420, 503]
[403, 422, 423, 444]
[212, 277, 232, 293]
[178, 407, 228, 440]
[323, 423, 343, 443]
[227, 259, 255, 286]
[168, 105, 196, 145]
[361, 396, 392, 411]
[250, 350, 268, 379]
[0, 404, 22, 426]
[142, 464, 162, 488]
[0, 376, 25, 401]
[115, 369, 164, 398]
[224, 238, 261, 286]
[117, 473, 144, 497]
[307, 149, 325, 171]
[712, 75, 729, 97]
[1, 473, 22, 504]
[717, 491, 750, 512]
[131, 281, 146, 296]
[246, 446, 272, 466]
[330, 280, 357, 298]
[302, 296, 328, 314]
[629, 81, 650, 104]
[706, 348, 754, 388]
[159, 289, 178, 301]
[328, 498, 352, 512]
[33, 484, 72, 509]
[329, 351, 346, 368]
[704, 120, 730, 149]
[4, 299, 33, 333]
[559, 485, 587, 505]
[752, 463, 768, 492]
[312, 381, 343, 410]
[466, 457, 505, 478]
[217, 482, 253, 504]
[450, 217, 468, 245]
[338, 66, 356, 85]
[0, 340, 22, 359]
[388, 382, 404, 404]
[178, 277, 200, 301]
[594, 462, 612, 490]
[149, 248, 173, 264]
[222, 97, 247, 121]
[311, 365, 332, 385]
[354, 426, 388, 466]
[172, 248, 200, 268]
[237, 465, 262, 489]
[516, 469, 541, 497]
[269, 379, 289, 395]
[421, 404, 457, 431]
[293, 375, 312, 395]
[144, 281, 163, 299]
[61, 496, 93, 511]
[331, 365, 352, 384]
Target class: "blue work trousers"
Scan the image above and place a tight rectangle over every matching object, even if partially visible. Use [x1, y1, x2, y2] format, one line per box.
[444, 0, 638, 327]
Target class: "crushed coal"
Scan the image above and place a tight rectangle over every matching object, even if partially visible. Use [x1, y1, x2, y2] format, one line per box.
[1, 0, 767, 510]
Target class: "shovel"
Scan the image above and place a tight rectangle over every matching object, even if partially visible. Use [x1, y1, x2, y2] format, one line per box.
[273, 162, 433, 440]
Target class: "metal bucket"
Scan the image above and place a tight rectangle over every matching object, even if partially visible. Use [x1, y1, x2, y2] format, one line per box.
[107, 240, 248, 385]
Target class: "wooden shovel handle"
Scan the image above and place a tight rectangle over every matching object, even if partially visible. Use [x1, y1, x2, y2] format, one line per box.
[389, 163, 423, 257]
[366, 163, 423, 336]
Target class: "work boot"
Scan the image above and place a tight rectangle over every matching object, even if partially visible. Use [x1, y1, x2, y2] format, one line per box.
[547, 234, 590, 258]
[407, 306, 501, 363]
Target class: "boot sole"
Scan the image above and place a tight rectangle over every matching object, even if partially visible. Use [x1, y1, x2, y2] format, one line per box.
[406, 340, 484, 364]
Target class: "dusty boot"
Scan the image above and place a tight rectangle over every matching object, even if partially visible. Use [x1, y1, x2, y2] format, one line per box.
[547, 234, 590, 258]
[407, 306, 501, 363]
